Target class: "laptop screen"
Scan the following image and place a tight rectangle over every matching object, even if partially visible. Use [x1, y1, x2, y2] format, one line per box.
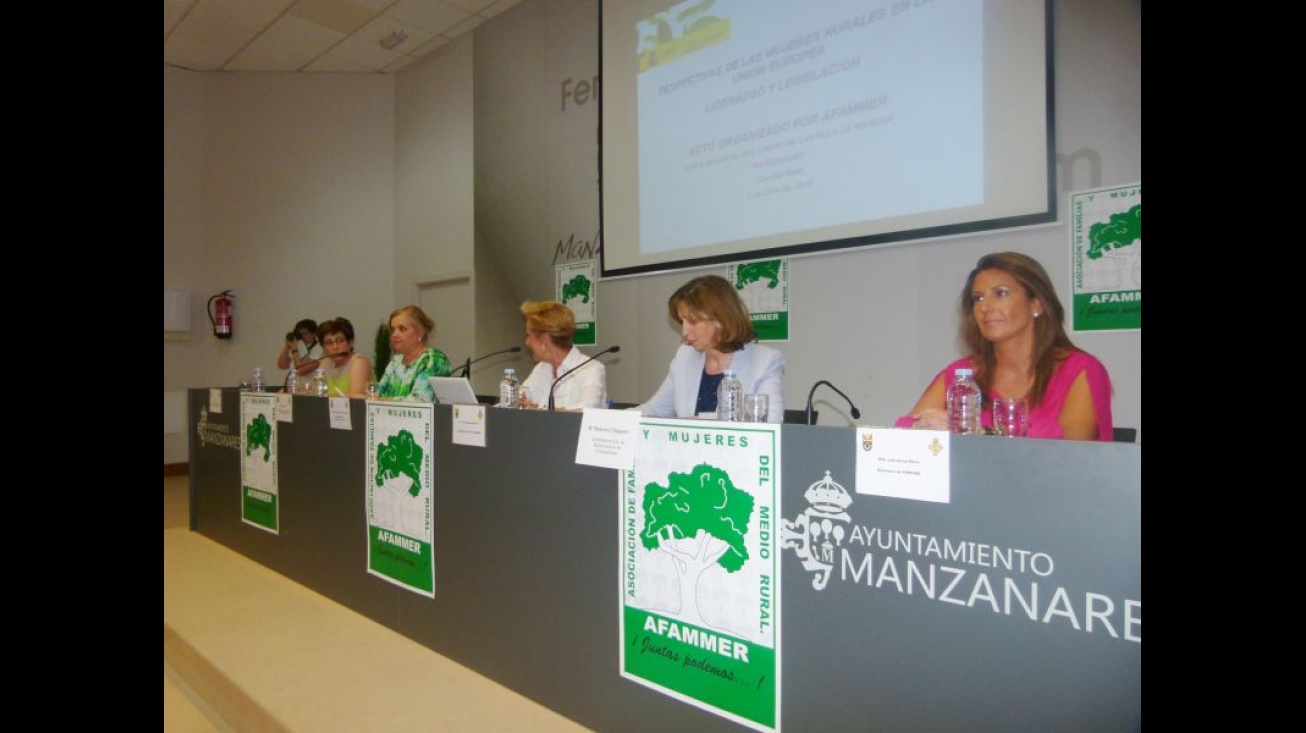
[428, 377, 481, 405]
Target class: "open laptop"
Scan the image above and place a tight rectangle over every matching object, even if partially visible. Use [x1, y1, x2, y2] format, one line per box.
[429, 376, 482, 405]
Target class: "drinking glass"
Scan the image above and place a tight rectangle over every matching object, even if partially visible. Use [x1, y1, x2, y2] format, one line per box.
[742, 394, 770, 422]
[992, 397, 1029, 437]
[366, 381, 380, 400]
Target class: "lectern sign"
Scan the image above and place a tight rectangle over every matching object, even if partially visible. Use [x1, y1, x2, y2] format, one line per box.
[365, 402, 435, 597]
[239, 393, 280, 533]
[620, 419, 782, 732]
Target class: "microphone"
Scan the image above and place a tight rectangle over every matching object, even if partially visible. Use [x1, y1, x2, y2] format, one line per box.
[458, 346, 523, 377]
[805, 380, 861, 426]
[548, 345, 620, 411]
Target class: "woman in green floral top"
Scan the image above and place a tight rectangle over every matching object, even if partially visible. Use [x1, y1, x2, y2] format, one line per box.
[378, 305, 452, 401]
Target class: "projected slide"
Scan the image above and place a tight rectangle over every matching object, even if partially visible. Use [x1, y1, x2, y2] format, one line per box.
[634, 0, 982, 255]
[602, 0, 1052, 276]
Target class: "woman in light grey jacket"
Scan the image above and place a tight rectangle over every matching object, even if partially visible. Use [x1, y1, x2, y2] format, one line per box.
[638, 275, 784, 422]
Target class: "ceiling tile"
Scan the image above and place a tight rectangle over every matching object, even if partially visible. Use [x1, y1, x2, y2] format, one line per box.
[443, 0, 502, 14]
[408, 34, 450, 57]
[164, 0, 195, 35]
[165, 34, 237, 71]
[263, 14, 346, 48]
[190, 0, 285, 33]
[387, 0, 468, 33]
[225, 15, 346, 70]
[303, 51, 375, 72]
[480, 0, 522, 20]
[442, 13, 484, 39]
[165, 0, 519, 73]
[172, 12, 259, 50]
[322, 35, 406, 69]
[287, 0, 379, 35]
[355, 14, 438, 48]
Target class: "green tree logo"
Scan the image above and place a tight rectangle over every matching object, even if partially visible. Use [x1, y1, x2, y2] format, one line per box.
[641, 463, 754, 628]
[375, 430, 424, 497]
[245, 414, 272, 462]
[562, 274, 592, 304]
[1087, 204, 1141, 260]
[734, 260, 782, 289]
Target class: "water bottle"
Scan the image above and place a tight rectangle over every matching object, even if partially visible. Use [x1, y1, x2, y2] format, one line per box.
[286, 370, 299, 395]
[499, 368, 520, 408]
[947, 368, 982, 435]
[717, 369, 744, 422]
[312, 368, 328, 397]
[251, 367, 265, 393]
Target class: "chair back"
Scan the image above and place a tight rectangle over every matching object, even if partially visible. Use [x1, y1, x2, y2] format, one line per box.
[783, 409, 818, 425]
[1112, 427, 1137, 443]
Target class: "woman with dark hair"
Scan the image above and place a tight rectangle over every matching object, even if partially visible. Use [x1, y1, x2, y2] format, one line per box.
[276, 318, 323, 376]
[316, 317, 374, 398]
[637, 274, 784, 422]
[377, 305, 451, 402]
[518, 300, 608, 410]
[897, 252, 1113, 440]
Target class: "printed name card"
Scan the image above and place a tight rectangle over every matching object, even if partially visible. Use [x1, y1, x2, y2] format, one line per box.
[854, 427, 951, 503]
[575, 408, 640, 469]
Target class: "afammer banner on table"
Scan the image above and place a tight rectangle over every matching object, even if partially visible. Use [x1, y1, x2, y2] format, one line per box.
[366, 401, 436, 597]
[621, 419, 782, 732]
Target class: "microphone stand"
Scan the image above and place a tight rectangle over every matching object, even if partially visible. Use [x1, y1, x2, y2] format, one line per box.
[805, 380, 862, 425]
[458, 347, 523, 378]
[548, 345, 620, 411]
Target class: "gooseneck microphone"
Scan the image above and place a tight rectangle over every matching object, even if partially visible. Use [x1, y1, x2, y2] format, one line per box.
[805, 380, 861, 426]
[548, 345, 620, 411]
[458, 346, 523, 377]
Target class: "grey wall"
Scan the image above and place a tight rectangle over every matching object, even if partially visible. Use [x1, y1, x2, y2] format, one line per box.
[164, 0, 1141, 465]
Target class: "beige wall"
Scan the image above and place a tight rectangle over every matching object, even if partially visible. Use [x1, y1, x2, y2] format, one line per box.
[163, 68, 401, 464]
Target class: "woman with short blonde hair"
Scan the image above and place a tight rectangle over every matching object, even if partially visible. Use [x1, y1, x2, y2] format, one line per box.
[518, 300, 607, 410]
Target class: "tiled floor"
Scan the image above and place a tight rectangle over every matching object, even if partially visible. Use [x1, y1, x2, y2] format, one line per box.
[163, 475, 591, 732]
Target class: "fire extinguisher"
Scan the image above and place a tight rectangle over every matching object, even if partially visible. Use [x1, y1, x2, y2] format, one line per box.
[207, 290, 234, 339]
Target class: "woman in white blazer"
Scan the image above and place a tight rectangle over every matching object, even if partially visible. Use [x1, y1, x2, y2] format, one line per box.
[637, 274, 785, 422]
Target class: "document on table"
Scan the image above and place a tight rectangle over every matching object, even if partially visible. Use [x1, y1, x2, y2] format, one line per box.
[854, 427, 951, 503]
[575, 408, 639, 469]
[328, 397, 352, 430]
[451, 405, 487, 447]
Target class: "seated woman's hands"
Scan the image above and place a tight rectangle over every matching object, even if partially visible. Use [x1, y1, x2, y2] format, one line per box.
[907, 407, 949, 431]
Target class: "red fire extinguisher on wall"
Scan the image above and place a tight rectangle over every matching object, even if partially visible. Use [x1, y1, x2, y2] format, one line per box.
[207, 290, 235, 339]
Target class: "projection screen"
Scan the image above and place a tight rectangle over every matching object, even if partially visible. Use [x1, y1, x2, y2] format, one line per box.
[599, 0, 1055, 277]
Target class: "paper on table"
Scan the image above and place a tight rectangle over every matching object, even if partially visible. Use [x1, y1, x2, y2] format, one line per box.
[575, 408, 640, 469]
[853, 427, 951, 503]
[328, 397, 352, 430]
[451, 404, 487, 447]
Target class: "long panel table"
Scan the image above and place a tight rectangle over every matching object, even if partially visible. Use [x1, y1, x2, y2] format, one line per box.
[189, 389, 1141, 732]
